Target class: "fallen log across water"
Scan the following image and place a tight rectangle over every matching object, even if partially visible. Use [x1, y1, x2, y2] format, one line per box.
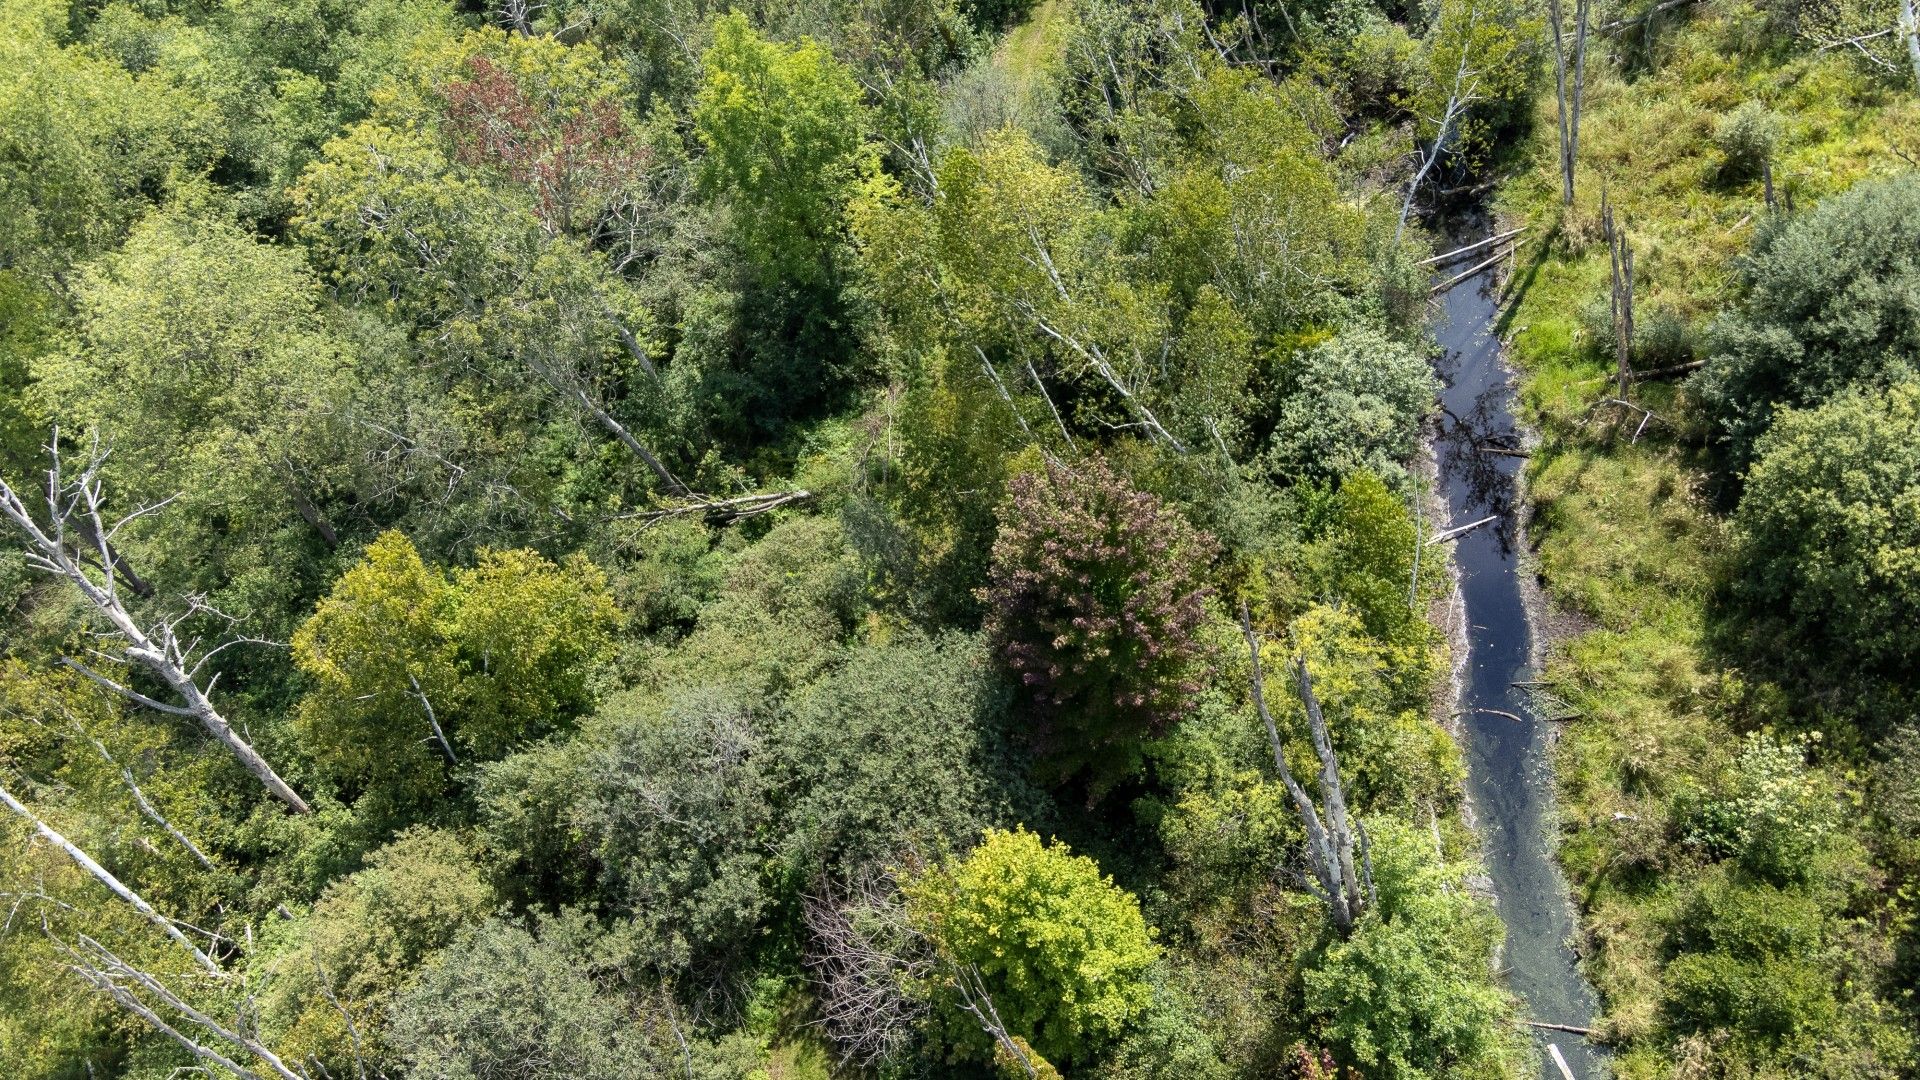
[1419, 225, 1529, 267]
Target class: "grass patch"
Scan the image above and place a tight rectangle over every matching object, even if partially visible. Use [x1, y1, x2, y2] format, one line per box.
[996, 0, 1069, 89]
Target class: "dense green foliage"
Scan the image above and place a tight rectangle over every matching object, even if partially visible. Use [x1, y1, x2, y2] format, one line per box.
[0, 0, 1755, 1074]
[1728, 381, 1920, 712]
[1694, 172, 1920, 469]
[293, 531, 616, 799]
[1302, 820, 1527, 1079]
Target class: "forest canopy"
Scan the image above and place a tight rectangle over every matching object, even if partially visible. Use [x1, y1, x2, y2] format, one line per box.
[0, 0, 1915, 1077]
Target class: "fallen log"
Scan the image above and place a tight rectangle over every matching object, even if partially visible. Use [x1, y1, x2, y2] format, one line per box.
[1523, 1019, 1596, 1036]
[1629, 358, 1707, 381]
[1426, 514, 1499, 545]
[611, 489, 812, 525]
[1432, 246, 1516, 295]
[1418, 225, 1528, 267]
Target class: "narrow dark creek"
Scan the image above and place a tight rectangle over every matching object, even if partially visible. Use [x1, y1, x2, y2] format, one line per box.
[1429, 224, 1605, 1080]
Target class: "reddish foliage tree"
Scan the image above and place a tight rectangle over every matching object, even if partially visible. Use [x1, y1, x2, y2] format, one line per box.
[981, 457, 1216, 790]
[442, 56, 647, 235]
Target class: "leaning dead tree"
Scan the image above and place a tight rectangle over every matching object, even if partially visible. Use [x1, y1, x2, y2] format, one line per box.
[1546, 0, 1593, 205]
[0, 435, 312, 814]
[0, 782, 221, 975]
[3, 781, 324, 1078]
[1399, 0, 1492, 240]
[60, 934, 308, 1080]
[1239, 603, 1375, 934]
[1600, 192, 1636, 397]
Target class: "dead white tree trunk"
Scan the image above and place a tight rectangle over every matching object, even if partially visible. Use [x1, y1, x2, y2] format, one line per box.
[1904, 0, 1920, 90]
[1239, 604, 1374, 934]
[1601, 193, 1636, 397]
[0, 782, 220, 975]
[0, 436, 312, 814]
[64, 934, 306, 1080]
[1547, 0, 1593, 205]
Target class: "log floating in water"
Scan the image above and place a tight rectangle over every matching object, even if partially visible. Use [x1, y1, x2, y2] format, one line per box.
[1548, 1042, 1577, 1080]
[1523, 1019, 1596, 1036]
[1426, 514, 1499, 545]
[1431, 247, 1517, 295]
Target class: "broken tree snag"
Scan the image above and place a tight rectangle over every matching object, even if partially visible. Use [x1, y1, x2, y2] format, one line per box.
[1547, 0, 1593, 204]
[0, 436, 312, 814]
[1238, 603, 1371, 934]
[1601, 192, 1636, 398]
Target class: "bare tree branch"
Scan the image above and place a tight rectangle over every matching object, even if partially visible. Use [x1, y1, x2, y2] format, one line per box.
[69, 724, 216, 871]
[0, 435, 312, 814]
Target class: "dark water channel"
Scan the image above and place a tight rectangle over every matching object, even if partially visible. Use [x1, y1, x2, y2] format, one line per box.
[1430, 226, 1605, 1079]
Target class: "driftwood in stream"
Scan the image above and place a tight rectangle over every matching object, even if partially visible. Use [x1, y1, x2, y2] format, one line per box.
[1426, 514, 1499, 545]
[1522, 1018, 1595, 1036]
[1419, 226, 1528, 267]
[1548, 1043, 1578, 1080]
[1432, 246, 1517, 295]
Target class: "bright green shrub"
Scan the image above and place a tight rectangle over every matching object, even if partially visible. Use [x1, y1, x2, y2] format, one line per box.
[293, 531, 617, 798]
[1302, 818, 1526, 1080]
[1663, 949, 1837, 1047]
[1712, 101, 1781, 182]
[1686, 733, 1837, 884]
[1695, 173, 1920, 467]
[1661, 872, 1841, 1054]
[1727, 382, 1920, 702]
[1303, 469, 1433, 647]
[904, 828, 1159, 1065]
[1266, 328, 1436, 487]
